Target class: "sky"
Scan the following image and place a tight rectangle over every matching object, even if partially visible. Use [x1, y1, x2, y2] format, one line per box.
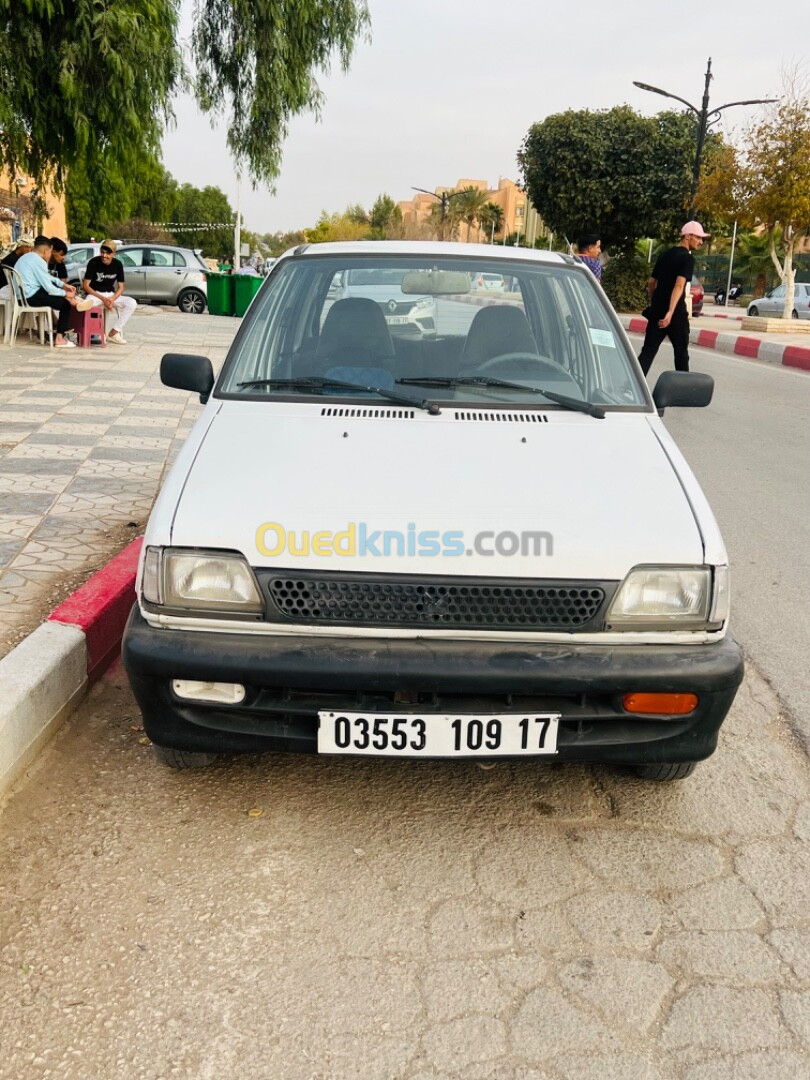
[160, 0, 798, 236]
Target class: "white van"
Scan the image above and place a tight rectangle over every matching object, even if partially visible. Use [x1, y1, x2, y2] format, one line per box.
[123, 241, 743, 781]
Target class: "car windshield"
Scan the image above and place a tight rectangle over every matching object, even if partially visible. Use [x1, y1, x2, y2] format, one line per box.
[218, 253, 648, 408]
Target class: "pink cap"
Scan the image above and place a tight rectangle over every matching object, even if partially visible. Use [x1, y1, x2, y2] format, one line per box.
[681, 220, 710, 238]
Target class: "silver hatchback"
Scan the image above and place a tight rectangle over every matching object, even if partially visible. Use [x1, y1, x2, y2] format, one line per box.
[115, 244, 209, 313]
[747, 282, 810, 320]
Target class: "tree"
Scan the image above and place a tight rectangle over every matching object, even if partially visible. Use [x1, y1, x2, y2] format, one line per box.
[478, 202, 504, 243]
[454, 186, 489, 242]
[369, 194, 403, 239]
[698, 76, 810, 318]
[0, 0, 180, 192]
[1, 1, 369, 190]
[192, 1, 370, 184]
[170, 185, 235, 257]
[518, 106, 724, 253]
[305, 210, 370, 243]
[66, 152, 178, 239]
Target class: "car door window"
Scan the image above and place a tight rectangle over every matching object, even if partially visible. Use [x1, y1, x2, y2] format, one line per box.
[171, 251, 187, 267]
[118, 249, 145, 267]
[148, 250, 173, 267]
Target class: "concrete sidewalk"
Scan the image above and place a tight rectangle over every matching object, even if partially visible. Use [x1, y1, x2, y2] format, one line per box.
[619, 310, 810, 372]
[0, 307, 239, 657]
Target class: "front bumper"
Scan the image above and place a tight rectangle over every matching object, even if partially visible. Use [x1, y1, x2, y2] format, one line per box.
[122, 607, 744, 764]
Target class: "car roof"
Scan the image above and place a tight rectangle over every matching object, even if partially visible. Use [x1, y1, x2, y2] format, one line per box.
[281, 240, 571, 267]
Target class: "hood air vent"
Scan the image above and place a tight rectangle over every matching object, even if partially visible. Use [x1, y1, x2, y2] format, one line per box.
[454, 411, 548, 423]
[321, 407, 416, 419]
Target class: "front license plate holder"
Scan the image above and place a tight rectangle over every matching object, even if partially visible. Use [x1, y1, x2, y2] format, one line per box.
[317, 712, 560, 757]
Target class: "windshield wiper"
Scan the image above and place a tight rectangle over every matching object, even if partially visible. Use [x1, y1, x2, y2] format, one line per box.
[236, 376, 440, 414]
[396, 376, 605, 418]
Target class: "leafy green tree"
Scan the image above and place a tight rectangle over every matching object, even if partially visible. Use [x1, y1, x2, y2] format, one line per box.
[369, 194, 403, 238]
[170, 185, 235, 257]
[305, 210, 370, 243]
[518, 106, 724, 253]
[454, 186, 489, 242]
[192, 0, 370, 183]
[0, 0, 180, 192]
[66, 152, 178, 240]
[1, 1, 370, 190]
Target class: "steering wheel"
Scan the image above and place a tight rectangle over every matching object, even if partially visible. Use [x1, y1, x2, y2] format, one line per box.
[465, 352, 571, 380]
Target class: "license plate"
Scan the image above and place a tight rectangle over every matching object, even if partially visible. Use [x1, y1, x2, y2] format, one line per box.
[385, 315, 410, 325]
[317, 712, 559, 757]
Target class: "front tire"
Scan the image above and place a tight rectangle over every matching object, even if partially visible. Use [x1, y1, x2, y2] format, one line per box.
[152, 744, 217, 769]
[749, 305, 759, 317]
[632, 761, 698, 781]
[792, 309, 799, 319]
[178, 288, 206, 314]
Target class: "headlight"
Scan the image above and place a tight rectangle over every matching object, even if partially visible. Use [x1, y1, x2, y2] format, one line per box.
[414, 295, 434, 310]
[606, 566, 725, 631]
[142, 547, 263, 612]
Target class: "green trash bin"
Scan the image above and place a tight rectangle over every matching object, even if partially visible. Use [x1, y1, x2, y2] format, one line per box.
[206, 273, 235, 317]
[233, 273, 264, 317]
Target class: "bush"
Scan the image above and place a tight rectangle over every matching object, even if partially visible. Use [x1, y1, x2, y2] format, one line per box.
[602, 253, 650, 312]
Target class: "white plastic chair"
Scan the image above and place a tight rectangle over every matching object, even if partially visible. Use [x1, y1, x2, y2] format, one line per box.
[0, 289, 12, 344]
[6, 266, 55, 347]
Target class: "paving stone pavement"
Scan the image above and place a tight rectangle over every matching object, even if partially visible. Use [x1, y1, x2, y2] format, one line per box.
[0, 308, 239, 655]
[0, 662, 808, 1079]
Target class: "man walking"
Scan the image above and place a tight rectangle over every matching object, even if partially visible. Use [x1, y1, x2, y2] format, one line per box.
[638, 221, 709, 375]
[82, 239, 137, 344]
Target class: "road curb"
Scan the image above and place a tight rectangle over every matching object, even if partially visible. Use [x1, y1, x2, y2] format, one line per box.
[0, 538, 142, 800]
[619, 314, 810, 372]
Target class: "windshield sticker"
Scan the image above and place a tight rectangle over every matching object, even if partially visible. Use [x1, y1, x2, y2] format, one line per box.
[589, 327, 616, 348]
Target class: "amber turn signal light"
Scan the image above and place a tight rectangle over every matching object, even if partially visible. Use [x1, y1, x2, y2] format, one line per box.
[623, 692, 698, 715]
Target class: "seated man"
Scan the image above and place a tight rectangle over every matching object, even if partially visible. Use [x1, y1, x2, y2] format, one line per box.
[0, 234, 35, 299]
[82, 239, 137, 344]
[14, 237, 92, 348]
[48, 236, 70, 283]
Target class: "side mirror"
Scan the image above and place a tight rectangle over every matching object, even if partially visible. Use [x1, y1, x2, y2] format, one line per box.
[652, 371, 714, 412]
[161, 353, 215, 403]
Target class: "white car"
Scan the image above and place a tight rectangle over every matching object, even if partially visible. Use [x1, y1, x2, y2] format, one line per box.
[332, 266, 437, 336]
[747, 282, 810, 319]
[123, 241, 743, 781]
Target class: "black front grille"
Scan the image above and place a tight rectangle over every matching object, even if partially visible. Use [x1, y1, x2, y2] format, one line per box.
[258, 571, 613, 632]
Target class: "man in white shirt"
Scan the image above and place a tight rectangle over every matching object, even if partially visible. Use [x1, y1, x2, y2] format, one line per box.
[14, 236, 93, 348]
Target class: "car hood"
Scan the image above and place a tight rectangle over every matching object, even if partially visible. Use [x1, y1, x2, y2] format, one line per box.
[170, 402, 704, 579]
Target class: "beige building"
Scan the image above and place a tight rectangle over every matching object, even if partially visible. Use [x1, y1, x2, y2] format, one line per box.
[0, 168, 68, 250]
[398, 177, 543, 244]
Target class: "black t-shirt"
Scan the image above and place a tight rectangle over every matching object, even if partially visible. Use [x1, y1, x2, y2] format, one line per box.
[84, 255, 125, 294]
[650, 246, 695, 315]
[1, 250, 21, 287]
[48, 256, 67, 281]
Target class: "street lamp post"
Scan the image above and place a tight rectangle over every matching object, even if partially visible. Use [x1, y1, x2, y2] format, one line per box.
[411, 186, 467, 241]
[633, 59, 777, 218]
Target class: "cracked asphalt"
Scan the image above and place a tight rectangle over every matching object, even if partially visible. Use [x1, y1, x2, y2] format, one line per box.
[1, 659, 808, 1079]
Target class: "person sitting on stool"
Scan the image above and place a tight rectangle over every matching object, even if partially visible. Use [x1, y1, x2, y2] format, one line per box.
[82, 239, 137, 344]
[14, 236, 93, 348]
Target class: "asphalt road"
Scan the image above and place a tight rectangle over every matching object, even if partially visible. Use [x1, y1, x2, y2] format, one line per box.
[654, 344, 810, 750]
[1, 338, 809, 1079]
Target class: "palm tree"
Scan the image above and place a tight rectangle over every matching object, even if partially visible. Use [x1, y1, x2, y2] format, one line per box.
[427, 192, 463, 241]
[478, 202, 504, 243]
[454, 186, 490, 243]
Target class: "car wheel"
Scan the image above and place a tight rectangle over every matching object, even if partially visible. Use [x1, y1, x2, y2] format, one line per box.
[178, 288, 206, 314]
[791, 309, 799, 319]
[152, 744, 217, 769]
[748, 305, 759, 317]
[632, 761, 697, 781]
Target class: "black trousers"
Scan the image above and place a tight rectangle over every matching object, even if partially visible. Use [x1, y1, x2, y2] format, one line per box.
[638, 309, 690, 374]
[27, 288, 71, 334]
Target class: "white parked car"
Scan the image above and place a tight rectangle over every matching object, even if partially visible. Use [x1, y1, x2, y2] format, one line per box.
[332, 266, 437, 336]
[123, 241, 743, 781]
[747, 282, 810, 319]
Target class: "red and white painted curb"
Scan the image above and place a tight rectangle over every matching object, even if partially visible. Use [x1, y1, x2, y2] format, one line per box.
[619, 315, 810, 373]
[0, 538, 141, 797]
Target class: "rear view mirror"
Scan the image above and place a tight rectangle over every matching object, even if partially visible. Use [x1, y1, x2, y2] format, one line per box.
[401, 270, 470, 295]
[652, 371, 714, 412]
[161, 353, 215, 403]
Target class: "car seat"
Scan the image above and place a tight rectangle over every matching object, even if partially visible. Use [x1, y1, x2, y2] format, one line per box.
[460, 304, 539, 371]
[312, 298, 396, 379]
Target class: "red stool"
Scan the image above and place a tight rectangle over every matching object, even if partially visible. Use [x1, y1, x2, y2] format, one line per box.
[68, 305, 106, 347]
